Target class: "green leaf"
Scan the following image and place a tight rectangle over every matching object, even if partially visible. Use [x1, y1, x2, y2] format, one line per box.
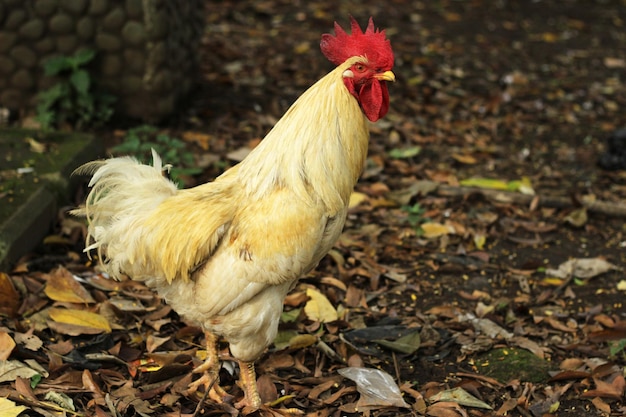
[174, 167, 202, 176]
[506, 177, 535, 195]
[281, 308, 301, 323]
[374, 331, 421, 354]
[132, 125, 157, 137]
[70, 48, 96, 67]
[35, 49, 114, 129]
[70, 69, 90, 96]
[43, 55, 72, 76]
[35, 111, 55, 129]
[39, 83, 66, 105]
[460, 177, 535, 194]
[273, 330, 299, 350]
[388, 146, 421, 159]
[460, 177, 509, 190]
[609, 339, 626, 357]
[30, 373, 42, 388]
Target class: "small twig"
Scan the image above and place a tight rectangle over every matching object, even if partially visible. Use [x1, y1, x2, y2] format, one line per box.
[191, 371, 219, 417]
[435, 184, 626, 217]
[392, 351, 402, 387]
[316, 340, 346, 363]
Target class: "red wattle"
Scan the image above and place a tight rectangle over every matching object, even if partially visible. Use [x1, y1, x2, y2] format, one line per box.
[358, 80, 389, 122]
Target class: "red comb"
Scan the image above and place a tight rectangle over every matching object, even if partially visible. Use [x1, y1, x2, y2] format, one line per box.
[320, 17, 393, 68]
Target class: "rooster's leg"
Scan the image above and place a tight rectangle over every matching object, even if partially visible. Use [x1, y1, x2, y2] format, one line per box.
[234, 360, 262, 410]
[188, 331, 231, 402]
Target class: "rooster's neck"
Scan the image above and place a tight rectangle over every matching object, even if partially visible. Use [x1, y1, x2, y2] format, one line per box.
[237, 58, 370, 214]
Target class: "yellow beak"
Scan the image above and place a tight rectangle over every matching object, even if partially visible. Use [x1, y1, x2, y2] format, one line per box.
[375, 70, 396, 82]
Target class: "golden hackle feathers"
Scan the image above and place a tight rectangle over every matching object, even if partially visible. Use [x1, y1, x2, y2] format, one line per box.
[237, 56, 370, 214]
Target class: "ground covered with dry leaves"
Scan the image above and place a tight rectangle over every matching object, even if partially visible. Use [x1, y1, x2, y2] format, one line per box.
[2, 1, 626, 416]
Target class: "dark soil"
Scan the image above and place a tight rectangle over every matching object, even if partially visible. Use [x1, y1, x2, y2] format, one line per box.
[1, 1, 626, 416]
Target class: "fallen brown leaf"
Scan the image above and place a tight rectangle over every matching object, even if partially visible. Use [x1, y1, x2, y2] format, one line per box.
[591, 396, 611, 414]
[582, 375, 626, 399]
[0, 273, 20, 317]
[426, 401, 468, 417]
[0, 332, 15, 361]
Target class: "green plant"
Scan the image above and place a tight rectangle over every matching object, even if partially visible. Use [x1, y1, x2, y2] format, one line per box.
[609, 338, 626, 359]
[401, 202, 428, 233]
[111, 125, 202, 186]
[36, 49, 115, 129]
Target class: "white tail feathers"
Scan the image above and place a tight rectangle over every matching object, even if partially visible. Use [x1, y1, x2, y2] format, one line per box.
[73, 151, 178, 279]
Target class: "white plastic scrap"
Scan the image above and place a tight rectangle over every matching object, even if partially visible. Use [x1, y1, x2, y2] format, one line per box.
[338, 367, 409, 408]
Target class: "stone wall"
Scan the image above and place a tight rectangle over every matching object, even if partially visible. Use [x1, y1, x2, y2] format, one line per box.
[0, 0, 204, 122]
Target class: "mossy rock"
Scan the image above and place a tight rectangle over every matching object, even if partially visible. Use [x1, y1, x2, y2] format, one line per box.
[0, 128, 103, 269]
[474, 347, 553, 384]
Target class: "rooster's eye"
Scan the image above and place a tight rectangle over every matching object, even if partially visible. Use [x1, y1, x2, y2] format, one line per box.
[354, 64, 366, 73]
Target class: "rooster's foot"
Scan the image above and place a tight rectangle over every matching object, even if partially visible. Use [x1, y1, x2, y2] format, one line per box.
[234, 360, 262, 411]
[187, 371, 233, 404]
[186, 331, 233, 403]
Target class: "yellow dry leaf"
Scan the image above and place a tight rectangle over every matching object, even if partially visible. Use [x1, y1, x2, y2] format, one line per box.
[451, 154, 477, 164]
[542, 32, 558, 42]
[564, 207, 587, 228]
[293, 41, 311, 54]
[288, 334, 317, 349]
[567, 19, 585, 30]
[473, 233, 486, 250]
[320, 276, 347, 291]
[443, 12, 462, 22]
[349, 192, 368, 208]
[541, 277, 565, 286]
[0, 397, 28, 417]
[25, 137, 46, 153]
[304, 288, 338, 323]
[44, 267, 94, 304]
[462, 177, 535, 194]
[48, 308, 111, 333]
[548, 401, 561, 413]
[181, 131, 212, 150]
[421, 222, 454, 238]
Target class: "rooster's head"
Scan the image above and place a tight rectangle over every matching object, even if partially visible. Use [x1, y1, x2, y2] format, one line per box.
[320, 17, 395, 122]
